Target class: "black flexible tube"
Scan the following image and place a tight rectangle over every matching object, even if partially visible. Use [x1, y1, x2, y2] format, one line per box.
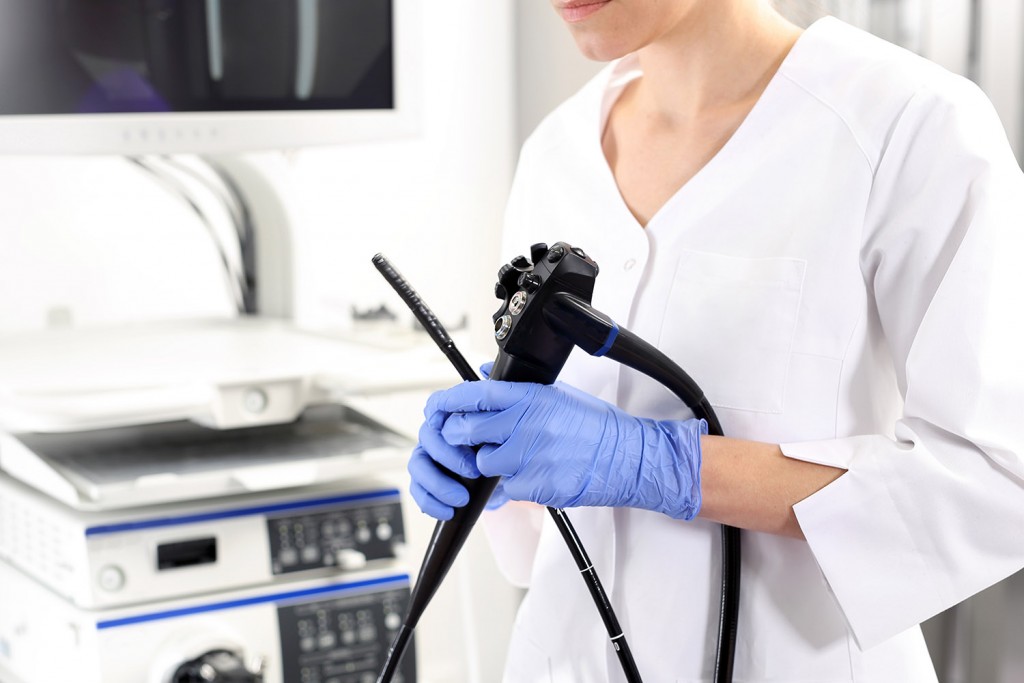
[603, 328, 739, 683]
[543, 292, 739, 683]
[372, 254, 477, 380]
[548, 507, 644, 682]
[372, 254, 644, 683]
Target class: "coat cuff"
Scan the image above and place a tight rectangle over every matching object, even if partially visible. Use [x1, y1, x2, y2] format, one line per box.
[782, 436, 954, 649]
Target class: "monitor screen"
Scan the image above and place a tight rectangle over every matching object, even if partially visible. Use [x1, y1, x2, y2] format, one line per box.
[0, 0, 418, 154]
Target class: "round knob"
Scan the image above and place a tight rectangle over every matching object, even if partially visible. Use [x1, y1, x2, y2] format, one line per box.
[171, 649, 263, 682]
[97, 565, 125, 593]
[519, 274, 543, 293]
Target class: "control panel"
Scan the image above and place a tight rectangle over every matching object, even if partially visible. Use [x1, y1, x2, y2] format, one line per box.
[268, 499, 404, 575]
[278, 585, 414, 683]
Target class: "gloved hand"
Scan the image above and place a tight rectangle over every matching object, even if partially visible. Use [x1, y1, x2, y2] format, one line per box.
[408, 379, 705, 521]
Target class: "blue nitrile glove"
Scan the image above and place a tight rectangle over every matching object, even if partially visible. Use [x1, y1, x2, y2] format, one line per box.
[409, 379, 705, 520]
[407, 363, 509, 520]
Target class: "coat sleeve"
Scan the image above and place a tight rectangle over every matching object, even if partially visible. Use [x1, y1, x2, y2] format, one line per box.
[782, 81, 1024, 649]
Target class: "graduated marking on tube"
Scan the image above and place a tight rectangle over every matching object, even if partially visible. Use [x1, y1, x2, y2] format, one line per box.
[594, 324, 619, 357]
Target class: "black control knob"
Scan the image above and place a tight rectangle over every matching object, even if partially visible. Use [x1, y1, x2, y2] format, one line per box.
[499, 263, 522, 298]
[495, 263, 516, 300]
[518, 273, 543, 293]
[530, 243, 549, 265]
[171, 649, 264, 683]
[511, 255, 533, 272]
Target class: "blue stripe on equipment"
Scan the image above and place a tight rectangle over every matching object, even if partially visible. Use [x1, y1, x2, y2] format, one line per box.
[594, 324, 619, 357]
[96, 574, 410, 630]
[85, 489, 400, 536]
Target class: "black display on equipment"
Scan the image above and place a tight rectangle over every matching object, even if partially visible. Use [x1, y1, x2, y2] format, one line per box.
[0, 0, 394, 116]
[157, 536, 218, 570]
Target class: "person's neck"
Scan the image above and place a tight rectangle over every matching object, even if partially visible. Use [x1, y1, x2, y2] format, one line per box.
[632, 1, 802, 124]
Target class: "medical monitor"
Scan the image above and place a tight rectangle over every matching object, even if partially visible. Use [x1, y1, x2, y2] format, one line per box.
[0, 0, 418, 154]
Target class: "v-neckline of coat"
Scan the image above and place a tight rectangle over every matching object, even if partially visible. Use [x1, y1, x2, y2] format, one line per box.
[593, 18, 826, 235]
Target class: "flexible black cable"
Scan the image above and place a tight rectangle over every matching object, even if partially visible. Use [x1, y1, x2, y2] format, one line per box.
[603, 329, 738, 683]
[548, 507, 644, 682]
[372, 254, 644, 683]
[543, 292, 739, 683]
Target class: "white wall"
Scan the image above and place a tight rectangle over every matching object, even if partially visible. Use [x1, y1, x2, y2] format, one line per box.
[514, 0, 603, 146]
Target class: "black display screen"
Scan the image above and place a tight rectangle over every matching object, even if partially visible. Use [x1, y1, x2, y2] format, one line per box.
[0, 0, 394, 116]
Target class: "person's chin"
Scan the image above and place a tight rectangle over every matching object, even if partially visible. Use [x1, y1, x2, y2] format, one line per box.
[570, 31, 634, 62]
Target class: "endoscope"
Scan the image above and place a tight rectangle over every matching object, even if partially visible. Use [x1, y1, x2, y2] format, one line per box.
[373, 242, 740, 683]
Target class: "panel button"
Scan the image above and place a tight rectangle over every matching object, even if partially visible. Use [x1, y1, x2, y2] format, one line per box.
[97, 565, 125, 592]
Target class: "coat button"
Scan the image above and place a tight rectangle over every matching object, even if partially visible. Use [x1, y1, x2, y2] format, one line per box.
[624, 258, 637, 271]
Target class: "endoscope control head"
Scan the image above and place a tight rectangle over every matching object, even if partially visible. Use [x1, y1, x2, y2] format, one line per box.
[490, 242, 600, 385]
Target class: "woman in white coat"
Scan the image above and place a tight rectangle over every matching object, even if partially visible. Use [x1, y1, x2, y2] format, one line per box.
[409, 0, 1024, 680]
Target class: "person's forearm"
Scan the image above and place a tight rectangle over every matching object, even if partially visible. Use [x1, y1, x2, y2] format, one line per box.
[697, 435, 845, 539]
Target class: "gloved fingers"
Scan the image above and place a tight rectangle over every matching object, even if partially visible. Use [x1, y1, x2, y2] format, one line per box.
[474, 441, 525, 479]
[409, 480, 455, 521]
[486, 479, 511, 510]
[441, 409, 519, 449]
[408, 446, 471, 508]
[479, 361, 493, 379]
[417, 420, 481, 479]
[426, 379, 536, 415]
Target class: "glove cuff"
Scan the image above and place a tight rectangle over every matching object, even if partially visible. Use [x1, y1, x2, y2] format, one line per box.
[654, 418, 706, 521]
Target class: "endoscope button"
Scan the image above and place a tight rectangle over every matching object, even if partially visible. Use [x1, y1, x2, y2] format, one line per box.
[571, 246, 588, 259]
[519, 274, 542, 293]
[546, 245, 565, 263]
[98, 565, 125, 592]
[509, 291, 527, 316]
[530, 243, 549, 264]
[376, 522, 393, 541]
[494, 315, 513, 340]
[511, 255, 533, 271]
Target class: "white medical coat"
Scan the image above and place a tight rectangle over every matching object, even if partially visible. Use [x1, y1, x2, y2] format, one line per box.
[484, 17, 1024, 682]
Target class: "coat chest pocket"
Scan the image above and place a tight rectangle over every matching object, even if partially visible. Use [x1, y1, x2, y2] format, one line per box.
[659, 250, 806, 414]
